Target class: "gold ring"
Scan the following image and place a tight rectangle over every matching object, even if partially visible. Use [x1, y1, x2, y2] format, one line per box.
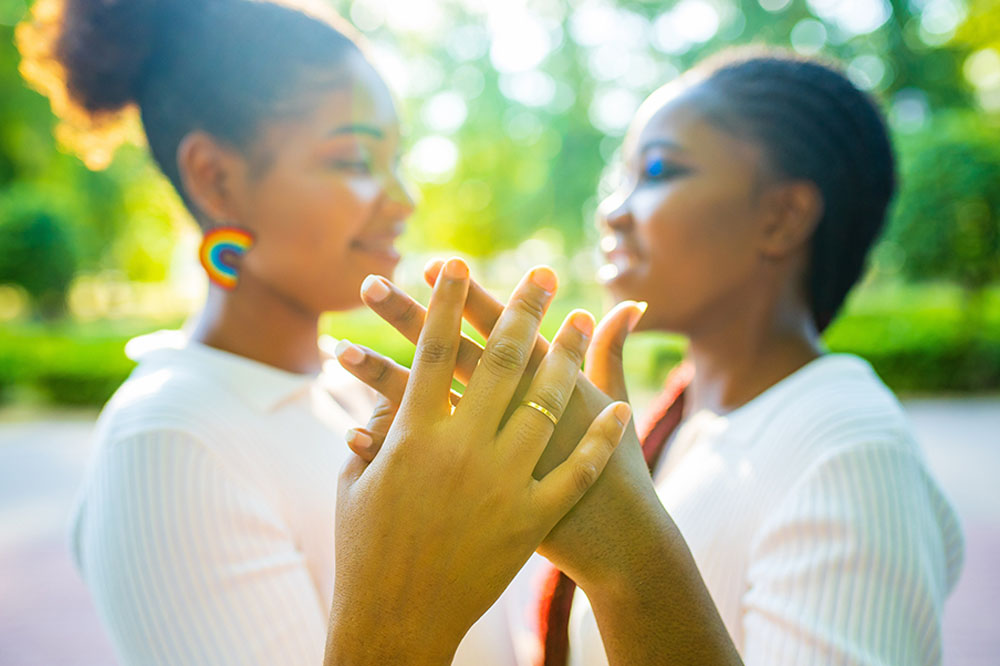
[521, 400, 558, 426]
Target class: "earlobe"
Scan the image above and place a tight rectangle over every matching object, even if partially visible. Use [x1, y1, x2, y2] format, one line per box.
[759, 181, 823, 259]
[176, 131, 246, 223]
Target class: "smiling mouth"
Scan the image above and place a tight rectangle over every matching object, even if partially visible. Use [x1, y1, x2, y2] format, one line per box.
[598, 236, 637, 283]
[351, 231, 403, 262]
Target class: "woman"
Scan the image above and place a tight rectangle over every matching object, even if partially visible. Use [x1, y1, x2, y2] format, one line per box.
[342, 49, 965, 665]
[17, 1, 631, 664]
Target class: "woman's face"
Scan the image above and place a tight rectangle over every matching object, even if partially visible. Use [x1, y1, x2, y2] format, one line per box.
[236, 54, 413, 316]
[596, 87, 775, 335]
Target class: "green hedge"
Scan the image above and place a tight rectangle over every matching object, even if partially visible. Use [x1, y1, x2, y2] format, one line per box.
[0, 325, 139, 406]
[1, 297, 998, 408]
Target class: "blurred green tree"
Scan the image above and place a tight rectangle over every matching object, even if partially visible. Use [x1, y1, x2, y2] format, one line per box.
[0, 184, 78, 319]
[885, 112, 1000, 316]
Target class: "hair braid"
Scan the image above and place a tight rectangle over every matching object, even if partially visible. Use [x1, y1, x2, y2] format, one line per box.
[689, 49, 896, 331]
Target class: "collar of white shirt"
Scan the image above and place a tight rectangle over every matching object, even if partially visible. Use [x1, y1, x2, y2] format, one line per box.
[124, 329, 336, 413]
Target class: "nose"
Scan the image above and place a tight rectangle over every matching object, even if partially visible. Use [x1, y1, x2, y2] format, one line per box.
[382, 171, 417, 219]
[597, 189, 633, 232]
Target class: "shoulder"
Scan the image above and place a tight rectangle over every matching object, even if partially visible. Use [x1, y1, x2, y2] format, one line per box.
[93, 331, 266, 447]
[751, 354, 915, 461]
[96, 358, 246, 446]
[751, 437, 964, 593]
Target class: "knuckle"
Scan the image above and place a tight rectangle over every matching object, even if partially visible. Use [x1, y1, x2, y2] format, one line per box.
[572, 461, 599, 496]
[483, 339, 527, 373]
[530, 385, 565, 417]
[512, 293, 547, 322]
[556, 338, 586, 368]
[396, 299, 421, 326]
[416, 336, 455, 365]
[371, 400, 396, 421]
[369, 356, 391, 385]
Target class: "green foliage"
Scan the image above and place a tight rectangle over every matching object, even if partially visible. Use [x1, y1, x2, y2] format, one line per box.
[885, 113, 1000, 292]
[0, 184, 78, 318]
[2, 286, 996, 408]
[0, 324, 137, 406]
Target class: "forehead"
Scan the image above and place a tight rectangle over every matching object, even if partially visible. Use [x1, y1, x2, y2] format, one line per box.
[259, 53, 400, 147]
[302, 54, 399, 132]
[624, 84, 761, 168]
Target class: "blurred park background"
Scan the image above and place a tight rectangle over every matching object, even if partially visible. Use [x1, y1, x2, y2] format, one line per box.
[0, 0, 999, 664]
[0, 0, 999, 401]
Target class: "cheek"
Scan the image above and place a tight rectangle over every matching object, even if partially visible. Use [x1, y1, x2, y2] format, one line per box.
[246, 174, 382, 280]
[278, 176, 378, 245]
[634, 184, 756, 267]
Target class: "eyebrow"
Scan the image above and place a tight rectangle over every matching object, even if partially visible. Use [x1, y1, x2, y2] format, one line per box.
[638, 138, 685, 154]
[328, 124, 385, 139]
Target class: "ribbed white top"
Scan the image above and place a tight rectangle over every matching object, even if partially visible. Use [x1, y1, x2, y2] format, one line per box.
[70, 330, 515, 665]
[566, 354, 965, 665]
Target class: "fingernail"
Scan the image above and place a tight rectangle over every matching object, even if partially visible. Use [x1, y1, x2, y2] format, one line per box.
[345, 429, 372, 450]
[443, 257, 469, 280]
[334, 339, 365, 366]
[570, 311, 594, 338]
[361, 275, 390, 302]
[424, 258, 445, 281]
[530, 266, 558, 294]
[612, 402, 632, 426]
[628, 302, 648, 332]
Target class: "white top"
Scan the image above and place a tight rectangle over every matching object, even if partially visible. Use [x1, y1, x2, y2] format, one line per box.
[70, 330, 516, 666]
[564, 354, 964, 666]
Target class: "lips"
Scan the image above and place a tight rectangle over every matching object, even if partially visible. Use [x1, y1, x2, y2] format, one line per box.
[598, 234, 637, 283]
[351, 226, 404, 262]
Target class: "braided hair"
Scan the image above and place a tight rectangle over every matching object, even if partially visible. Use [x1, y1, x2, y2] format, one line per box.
[18, 0, 363, 217]
[685, 48, 896, 332]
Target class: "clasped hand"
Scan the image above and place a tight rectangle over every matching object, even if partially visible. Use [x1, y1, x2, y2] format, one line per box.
[325, 259, 631, 665]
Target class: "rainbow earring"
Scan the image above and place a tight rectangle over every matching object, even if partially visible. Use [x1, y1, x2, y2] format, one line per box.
[199, 226, 255, 290]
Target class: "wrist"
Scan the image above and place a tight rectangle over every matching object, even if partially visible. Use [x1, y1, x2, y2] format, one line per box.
[573, 478, 678, 593]
[325, 604, 461, 666]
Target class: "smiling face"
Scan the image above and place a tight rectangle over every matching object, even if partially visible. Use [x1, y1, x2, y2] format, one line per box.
[231, 53, 414, 316]
[597, 84, 784, 335]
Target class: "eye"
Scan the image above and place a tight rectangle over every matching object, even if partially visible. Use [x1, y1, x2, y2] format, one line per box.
[641, 156, 688, 182]
[329, 158, 373, 174]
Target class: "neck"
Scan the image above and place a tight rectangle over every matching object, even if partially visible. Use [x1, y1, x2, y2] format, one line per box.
[189, 278, 322, 375]
[683, 291, 822, 417]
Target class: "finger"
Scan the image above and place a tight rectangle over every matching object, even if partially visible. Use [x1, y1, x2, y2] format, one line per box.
[533, 401, 632, 519]
[455, 266, 557, 432]
[424, 259, 551, 366]
[499, 310, 594, 465]
[393, 257, 469, 417]
[345, 429, 377, 463]
[585, 301, 647, 402]
[361, 271, 485, 383]
[334, 340, 409, 405]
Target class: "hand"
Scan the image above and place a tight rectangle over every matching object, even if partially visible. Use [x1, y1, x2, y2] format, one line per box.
[325, 259, 631, 666]
[334, 262, 656, 591]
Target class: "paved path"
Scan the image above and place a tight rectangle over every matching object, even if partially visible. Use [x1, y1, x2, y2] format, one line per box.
[0, 399, 998, 665]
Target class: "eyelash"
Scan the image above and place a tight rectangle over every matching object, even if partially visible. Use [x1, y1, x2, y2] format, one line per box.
[329, 158, 373, 174]
[640, 158, 687, 182]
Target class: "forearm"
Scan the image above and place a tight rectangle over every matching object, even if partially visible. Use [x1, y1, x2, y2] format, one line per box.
[578, 490, 743, 666]
[324, 611, 459, 666]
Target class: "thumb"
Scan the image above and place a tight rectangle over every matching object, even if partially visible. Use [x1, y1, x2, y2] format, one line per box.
[585, 301, 646, 402]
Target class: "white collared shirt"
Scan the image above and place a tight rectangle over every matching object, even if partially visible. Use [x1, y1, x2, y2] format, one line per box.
[563, 354, 964, 666]
[70, 330, 515, 665]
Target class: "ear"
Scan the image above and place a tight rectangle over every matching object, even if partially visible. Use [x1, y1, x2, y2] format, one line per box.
[176, 131, 250, 223]
[757, 180, 823, 260]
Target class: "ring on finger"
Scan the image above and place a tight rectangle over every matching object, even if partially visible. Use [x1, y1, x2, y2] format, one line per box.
[520, 400, 559, 426]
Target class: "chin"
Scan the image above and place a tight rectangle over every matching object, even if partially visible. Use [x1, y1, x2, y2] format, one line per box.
[349, 247, 402, 280]
[602, 272, 645, 305]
